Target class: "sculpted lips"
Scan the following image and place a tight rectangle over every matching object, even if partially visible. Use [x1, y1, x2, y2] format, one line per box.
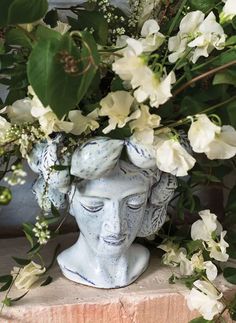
[102, 235, 127, 246]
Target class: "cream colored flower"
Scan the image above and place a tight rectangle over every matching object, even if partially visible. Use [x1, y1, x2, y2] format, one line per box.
[113, 56, 147, 87]
[187, 280, 224, 320]
[68, 109, 99, 135]
[205, 126, 236, 160]
[5, 98, 35, 124]
[12, 261, 46, 290]
[31, 103, 73, 135]
[168, 11, 226, 64]
[129, 104, 161, 144]
[191, 210, 229, 262]
[158, 241, 182, 267]
[29, 87, 73, 135]
[179, 251, 194, 276]
[140, 19, 165, 52]
[0, 116, 11, 138]
[53, 21, 71, 35]
[191, 209, 221, 242]
[191, 252, 218, 281]
[207, 231, 229, 262]
[188, 114, 221, 153]
[99, 91, 139, 134]
[133, 70, 176, 108]
[155, 136, 196, 176]
[220, 0, 236, 23]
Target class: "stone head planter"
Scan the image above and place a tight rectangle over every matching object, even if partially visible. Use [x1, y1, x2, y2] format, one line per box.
[28, 136, 177, 288]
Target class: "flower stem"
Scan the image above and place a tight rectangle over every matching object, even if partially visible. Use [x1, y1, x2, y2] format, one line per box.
[167, 0, 187, 36]
[173, 60, 236, 97]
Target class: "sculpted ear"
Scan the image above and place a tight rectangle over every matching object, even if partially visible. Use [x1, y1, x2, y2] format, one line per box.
[137, 172, 177, 237]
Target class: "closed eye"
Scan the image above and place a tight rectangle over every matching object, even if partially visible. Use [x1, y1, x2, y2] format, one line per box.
[80, 203, 104, 213]
[127, 203, 145, 210]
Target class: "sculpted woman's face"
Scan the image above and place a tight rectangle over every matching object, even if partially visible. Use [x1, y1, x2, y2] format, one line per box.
[70, 165, 150, 257]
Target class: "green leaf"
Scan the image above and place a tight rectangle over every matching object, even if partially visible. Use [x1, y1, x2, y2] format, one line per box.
[223, 267, 236, 284]
[50, 165, 69, 171]
[189, 0, 218, 12]
[189, 317, 212, 323]
[43, 9, 58, 28]
[0, 276, 13, 292]
[226, 100, 236, 128]
[225, 36, 236, 46]
[0, 0, 48, 26]
[22, 223, 35, 247]
[27, 36, 61, 108]
[186, 240, 203, 255]
[5, 28, 32, 49]
[0, 275, 12, 283]
[75, 31, 100, 106]
[28, 32, 99, 118]
[51, 203, 61, 218]
[12, 257, 31, 266]
[226, 185, 236, 213]
[35, 25, 62, 42]
[228, 245, 236, 259]
[40, 276, 53, 286]
[2, 297, 12, 307]
[232, 16, 236, 30]
[68, 10, 108, 45]
[27, 243, 41, 255]
[213, 69, 236, 86]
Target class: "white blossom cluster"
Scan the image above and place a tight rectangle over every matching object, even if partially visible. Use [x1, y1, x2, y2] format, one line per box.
[32, 215, 51, 245]
[4, 164, 27, 186]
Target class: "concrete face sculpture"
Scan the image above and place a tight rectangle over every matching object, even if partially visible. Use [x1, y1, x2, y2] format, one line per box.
[28, 136, 177, 288]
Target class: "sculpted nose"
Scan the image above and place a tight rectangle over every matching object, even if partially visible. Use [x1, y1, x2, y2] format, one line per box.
[103, 201, 125, 235]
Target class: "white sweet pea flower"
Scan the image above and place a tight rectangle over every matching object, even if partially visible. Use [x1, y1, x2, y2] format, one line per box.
[112, 48, 146, 85]
[205, 125, 236, 160]
[159, 242, 194, 275]
[179, 250, 194, 276]
[53, 21, 71, 35]
[129, 104, 161, 144]
[220, 0, 236, 23]
[158, 241, 183, 267]
[29, 87, 73, 135]
[155, 135, 196, 176]
[99, 91, 139, 134]
[4, 98, 35, 124]
[11, 261, 46, 290]
[188, 114, 221, 153]
[191, 210, 229, 262]
[68, 109, 99, 135]
[140, 19, 165, 52]
[0, 116, 11, 139]
[187, 280, 224, 320]
[133, 70, 176, 108]
[191, 209, 222, 242]
[207, 231, 229, 262]
[113, 33, 175, 108]
[168, 11, 226, 64]
[191, 252, 218, 281]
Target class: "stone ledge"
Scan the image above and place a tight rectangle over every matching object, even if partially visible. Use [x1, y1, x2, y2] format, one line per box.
[0, 234, 233, 323]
